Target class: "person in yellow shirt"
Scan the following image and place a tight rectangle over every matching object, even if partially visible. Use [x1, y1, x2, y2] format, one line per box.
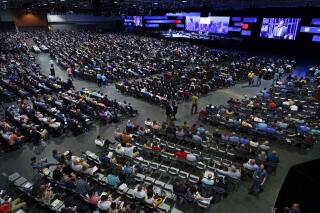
[191, 94, 199, 114]
[248, 71, 255, 87]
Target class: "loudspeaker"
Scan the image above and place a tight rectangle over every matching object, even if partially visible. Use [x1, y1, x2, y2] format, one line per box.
[274, 159, 320, 213]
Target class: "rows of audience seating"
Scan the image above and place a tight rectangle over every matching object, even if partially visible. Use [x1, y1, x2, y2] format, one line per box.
[5, 114, 281, 212]
[116, 54, 296, 105]
[199, 75, 320, 149]
[0, 33, 138, 152]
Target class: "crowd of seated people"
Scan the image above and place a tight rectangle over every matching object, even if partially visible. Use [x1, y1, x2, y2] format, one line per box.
[108, 118, 281, 200]
[0, 188, 28, 212]
[34, 31, 221, 82]
[0, 33, 138, 152]
[199, 75, 320, 150]
[10, 145, 178, 212]
[0, 33, 74, 102]
[116, 53, 296, 106]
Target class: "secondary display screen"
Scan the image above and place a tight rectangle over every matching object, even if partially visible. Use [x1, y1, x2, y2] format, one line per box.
[260, 18, 301, 40]
[133, 16, 143, 27]
[185, 16, 200, 31]
[186, 16, 230, 34]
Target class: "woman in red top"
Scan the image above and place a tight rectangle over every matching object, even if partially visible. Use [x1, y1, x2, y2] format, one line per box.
[151, 142, 161, 151]
[175, 148, 187, 159]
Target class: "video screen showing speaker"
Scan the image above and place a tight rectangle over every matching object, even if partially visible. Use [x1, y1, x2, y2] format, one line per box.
[260, 18, 301, 40]
[208, 16, 230, 34]
[133, 16, 143, 27]
[185, 16, 200, 32]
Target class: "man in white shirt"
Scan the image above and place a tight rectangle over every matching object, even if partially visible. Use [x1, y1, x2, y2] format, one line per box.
[94, 136, 104, 147]
[97, 195, 111, 210]
[115, 144, 125, 155]
[290, 104, 298, 111]
[133, 185, 146, 199]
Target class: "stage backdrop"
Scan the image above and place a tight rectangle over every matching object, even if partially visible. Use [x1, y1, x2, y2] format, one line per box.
[13, 12, 47, 27]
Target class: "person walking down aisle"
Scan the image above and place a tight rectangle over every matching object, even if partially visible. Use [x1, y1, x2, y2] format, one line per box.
[172, 101, 178, 120]
[248, 71, 255, 87]
[256, 71, 263, 86]
[97, 72, 102, 87]
[165, 102, 173, 122]
[67, 66, 73, 80]
[50, 64, 55, 76]
[191, 94, 199, 114]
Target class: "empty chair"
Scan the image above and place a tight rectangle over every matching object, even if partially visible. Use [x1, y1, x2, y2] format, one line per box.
[117, 184, 129, 195]
[134, 173, 146, 182]
[14, 177, 28, 187]
[8, 172, 21, 182]
[159, 165, 169, 174]
[150, 162, 160, 171]
[154, 180, 166, 188]
[157, 202, 171, 213]
[168, 167, 179, 176]
[196, 162, 206, 172]
[197, 197, 213, 209]
[188, 174, 200, 184]
[145, 176, 156, 185]
[178, 171, 189, 180]
[125, 189, 135, 200]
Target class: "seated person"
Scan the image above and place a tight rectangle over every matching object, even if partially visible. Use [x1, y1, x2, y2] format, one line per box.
[239, 136, 250, 145]
[201, 173, 214, 187]
[229, 132, 239, 144]
[174, 148, 187, 159]
[243, 159, 259, 171]
[133, 184, 146, 200]
[0, 196, 27, 212]
[186, 184, 213, 204]
[216, 165, 241, 179]
[86, 190, 100, 205]
[123, 143, 139, 158]
[75, 177, 91, 195]
[106, 169, 121, 189]
[94, 135, 105, 147]
[37, 184, 54, 204]
[145, 185, 154, 204]
[115, 144, 125, 155]
[114, 128, 123, 141]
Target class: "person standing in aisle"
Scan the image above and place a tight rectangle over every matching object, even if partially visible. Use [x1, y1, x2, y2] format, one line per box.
[67, 66, 73, 80]
[102, 73, 107, 86]
[256, 70, 263, 86]
[191, 94, 199, 114]
[248, 71, 255, 87]
[172, 101, 178, 120]
[97, 72, 102, 87]
[50, 64, 55, 76]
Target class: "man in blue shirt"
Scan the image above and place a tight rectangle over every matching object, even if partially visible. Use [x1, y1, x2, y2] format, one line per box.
[192, 134, 203, 143]
[106, 173, 121, 189]
[229, 132, 239, 144]
[202, 173, 214, 188]
[239, 136, 250, 145]
[96, 72, 102, 87]
[256, 123, 268, 132]
[267, 150, 280, 164]
[248, 164, 268, 194]
[297, 125, 310, 134]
